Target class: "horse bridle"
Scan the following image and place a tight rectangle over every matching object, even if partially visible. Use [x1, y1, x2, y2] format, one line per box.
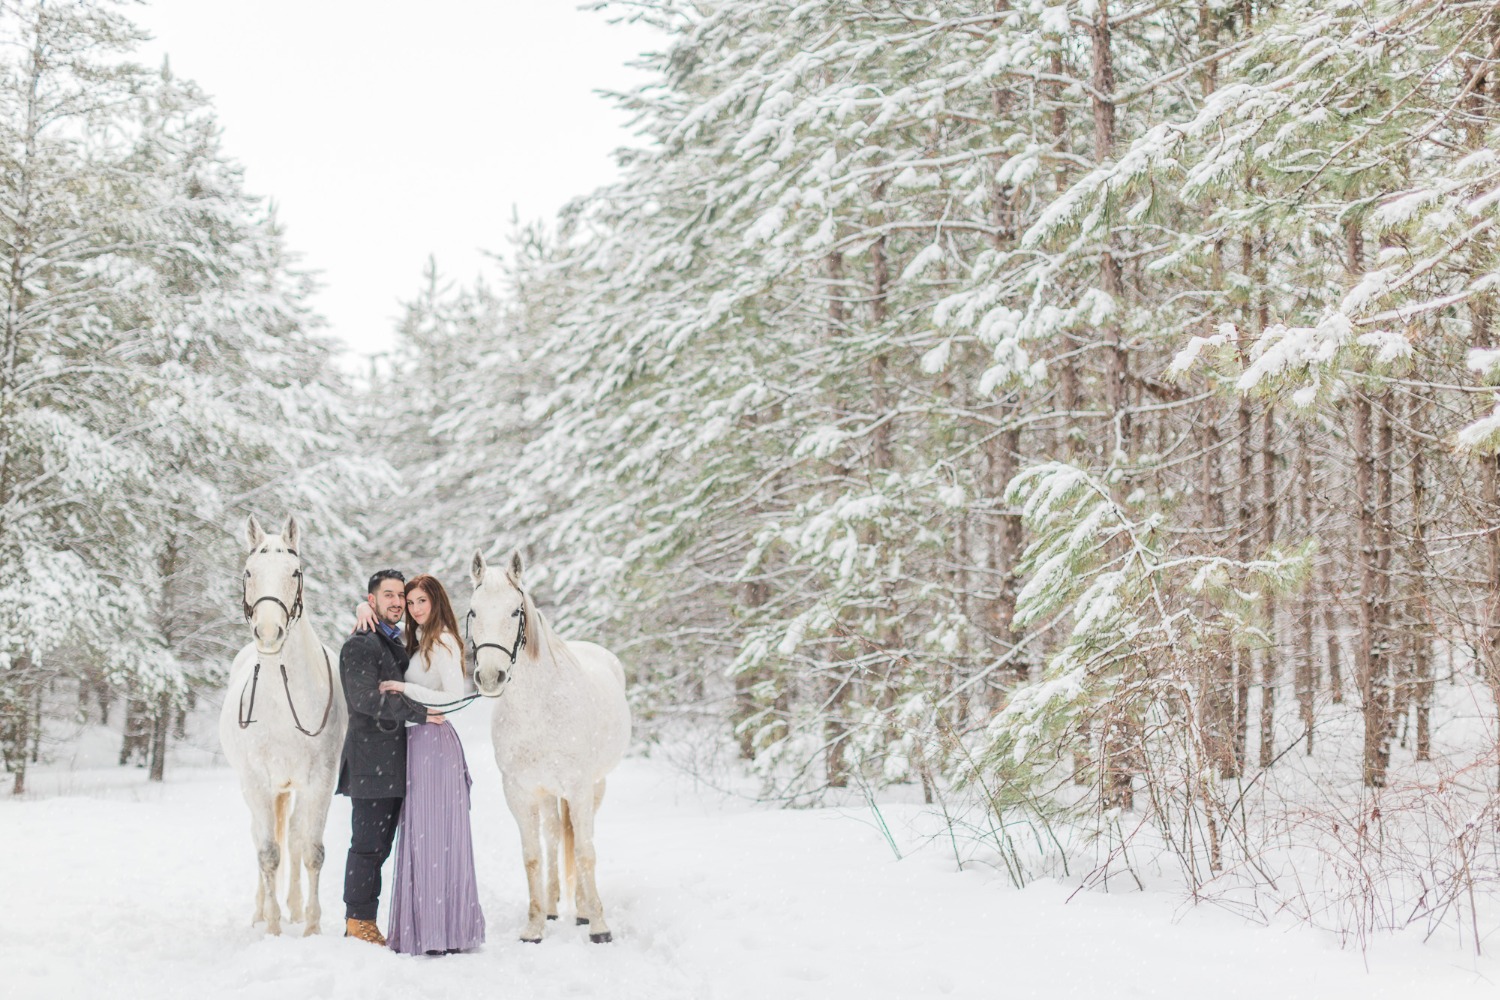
[241, 551, 304, 626]
[237, 550, 331, 737]
[466, 593, 528, 675]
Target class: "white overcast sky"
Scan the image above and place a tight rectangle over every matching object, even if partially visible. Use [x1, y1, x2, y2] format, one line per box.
[134, 1, 662, 362]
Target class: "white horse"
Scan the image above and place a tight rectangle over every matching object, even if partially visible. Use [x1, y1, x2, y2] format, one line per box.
[469, 549, 632, 943]
[217, 515, 347, 936]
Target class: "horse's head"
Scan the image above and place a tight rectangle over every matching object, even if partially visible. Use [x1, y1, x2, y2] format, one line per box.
[242, 514, 305, 656]
[468, 548, 532, 698]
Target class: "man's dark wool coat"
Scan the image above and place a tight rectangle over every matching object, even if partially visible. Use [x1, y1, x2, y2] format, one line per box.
[337, 627, 429, 798]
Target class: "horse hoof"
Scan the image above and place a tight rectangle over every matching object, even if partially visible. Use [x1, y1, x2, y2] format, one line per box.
[589, 932, 613, 944]
[520, 936, 542, 944]
[575, 917, 590, 926]
[546, 914, 558, 921]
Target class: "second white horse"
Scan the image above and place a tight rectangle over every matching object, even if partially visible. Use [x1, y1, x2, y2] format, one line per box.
[218, 515, 346, 935]
[468, 549, 631, 943]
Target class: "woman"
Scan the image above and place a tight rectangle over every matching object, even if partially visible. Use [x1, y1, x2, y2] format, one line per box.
[358, 574, 486, 955]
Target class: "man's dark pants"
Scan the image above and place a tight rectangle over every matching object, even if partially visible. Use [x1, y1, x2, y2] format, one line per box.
[344, 796, 402, 920]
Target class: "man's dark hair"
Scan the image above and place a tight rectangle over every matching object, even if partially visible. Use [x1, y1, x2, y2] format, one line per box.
[367, 568, 405, 596]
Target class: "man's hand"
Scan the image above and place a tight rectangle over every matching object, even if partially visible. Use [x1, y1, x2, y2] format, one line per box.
[426, 711, 446, 726]
[352, 602, 378, 635]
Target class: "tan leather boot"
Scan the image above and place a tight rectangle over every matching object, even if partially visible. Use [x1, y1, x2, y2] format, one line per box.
[345, 918, 386, 946]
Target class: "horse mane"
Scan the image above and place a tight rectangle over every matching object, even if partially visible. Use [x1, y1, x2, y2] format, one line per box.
[521, 588, 581, 672]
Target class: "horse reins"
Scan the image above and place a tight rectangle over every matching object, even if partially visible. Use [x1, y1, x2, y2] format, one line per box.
[238, 554, 334, 737]
[397, 688, 483, 714]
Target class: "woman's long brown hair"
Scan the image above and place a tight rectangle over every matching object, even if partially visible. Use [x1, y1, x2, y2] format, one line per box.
[402, 574, 465, 675]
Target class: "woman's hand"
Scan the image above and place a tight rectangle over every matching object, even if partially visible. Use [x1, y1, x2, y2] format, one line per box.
[378, 680, 405, 695]
[352, 602, 378, 634]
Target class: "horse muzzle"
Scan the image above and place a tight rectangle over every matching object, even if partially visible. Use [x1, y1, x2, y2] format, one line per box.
[474, 665, 509, 697]
[252, 623, 287, 656]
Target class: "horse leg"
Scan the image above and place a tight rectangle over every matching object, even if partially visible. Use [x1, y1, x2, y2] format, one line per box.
[561, 798, 577, 924]
[571, 782, 602, 921]
[292, 776, 335, 936]
[504, 777, 547, 942]
[278, 790, 304, 924]
[567, 783, 612, 943]
[244, 785, 282, 935]
[541, 794, 562, 922]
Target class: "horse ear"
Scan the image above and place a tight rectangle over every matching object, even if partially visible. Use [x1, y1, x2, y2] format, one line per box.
[471, 550, 486, 588]
[282, 515, 301, 553]
[507, 549, 525, 583]
[246, 514, 266, 552]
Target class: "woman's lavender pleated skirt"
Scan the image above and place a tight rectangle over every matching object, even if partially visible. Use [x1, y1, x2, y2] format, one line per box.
[387, 722, 486, 955]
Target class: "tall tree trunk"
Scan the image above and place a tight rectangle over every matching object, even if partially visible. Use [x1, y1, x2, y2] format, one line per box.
[1376, 399, 1395, 757]
[120, 698, 150, 768]
[1091, 0, 1135, 813]
[1049, 47, 1080, 459]
[148, 692, 170, 783]
[1199, 409, 1236, 775]
[1323, 509, 1344, 707]
[1468, 256, 1500, 786]
[1197, 2, 1221, 96]
[0, 29, 43, 505]
[1480, 394, 1500, 785]
[9, 713, 26, 796]
[1409, 394, 1433, 762]
[147, 540, 184, 783]
[823, 241, 852, 789]
[1463, 34, 1500, 789]
[28, 683, 42, 764]
[988, 420, 1024, 679]
[3, 656, 35, 795]
[867, 219, 893, 474]
[825, 662, 851, 789]
[95, 674, 111, 725]
[986, 57, 1024, 684]
[1090, 0, 1129, 458]
[1258, 408, 1277, 768]
[1297, 426, 1317, 753]
[1354, 392, 1391, 787]
[1049, 50, 1068, 196]
[1233, 396, 1253, 772]
[734, 581, 771, 760]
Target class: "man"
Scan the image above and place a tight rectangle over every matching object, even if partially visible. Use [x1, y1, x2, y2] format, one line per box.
[338, 568, 444, 944]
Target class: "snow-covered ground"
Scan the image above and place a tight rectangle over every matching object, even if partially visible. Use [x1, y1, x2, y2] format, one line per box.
[3, 705, 1497, 1000]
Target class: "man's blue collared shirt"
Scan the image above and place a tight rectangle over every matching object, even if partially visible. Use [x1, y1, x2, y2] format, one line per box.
[377, 619, 402, 644]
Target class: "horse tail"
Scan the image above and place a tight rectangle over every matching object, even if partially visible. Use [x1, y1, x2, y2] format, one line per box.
[561, 798, 576, 895]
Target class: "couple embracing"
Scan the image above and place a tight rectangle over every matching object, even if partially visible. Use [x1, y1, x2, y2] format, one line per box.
[338, 568, 485, 954]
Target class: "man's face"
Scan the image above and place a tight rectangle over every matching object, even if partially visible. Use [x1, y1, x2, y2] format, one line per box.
[368, 578, 405, 625]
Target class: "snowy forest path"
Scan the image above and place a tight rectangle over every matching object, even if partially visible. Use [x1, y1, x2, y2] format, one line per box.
[0, 707, 1494, 1000]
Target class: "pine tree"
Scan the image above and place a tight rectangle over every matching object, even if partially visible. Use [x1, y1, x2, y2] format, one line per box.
[0, 1, 377, 789]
